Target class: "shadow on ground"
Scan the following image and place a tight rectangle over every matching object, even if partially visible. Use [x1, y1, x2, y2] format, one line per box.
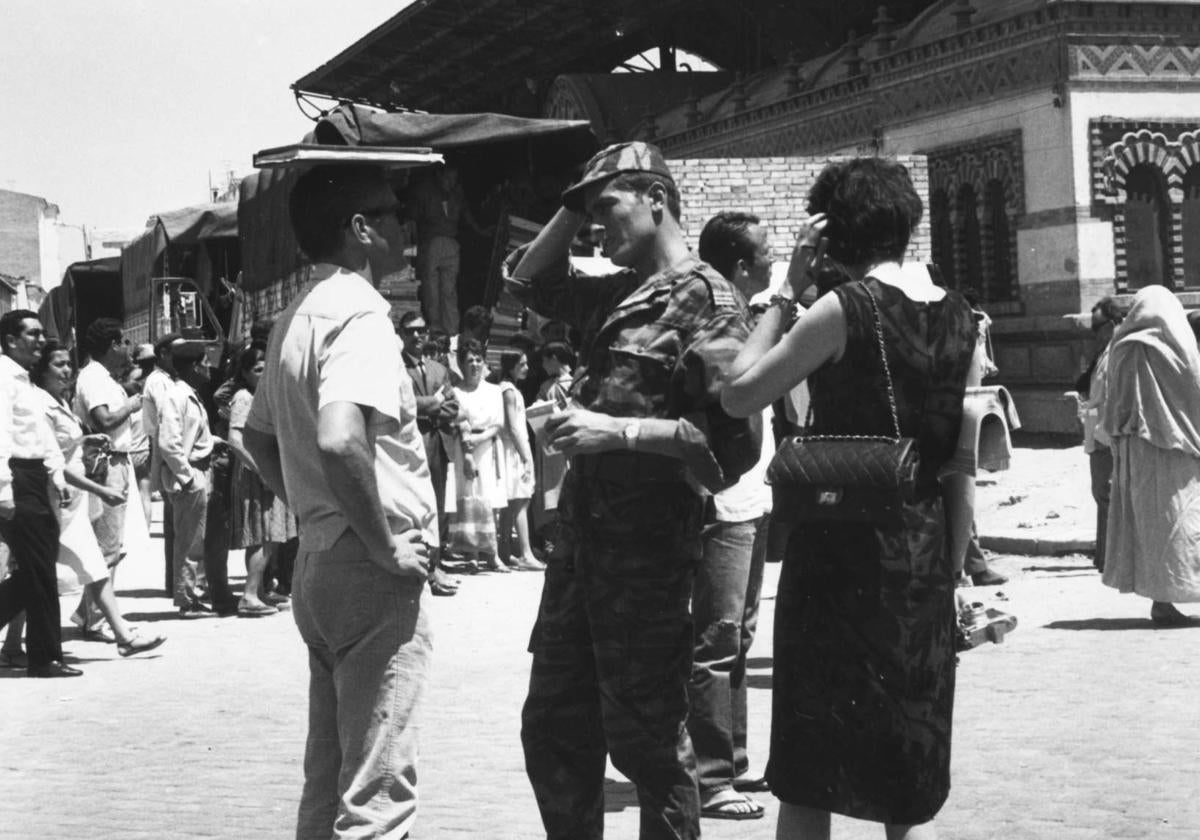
[1022, 565, 1096, 576]
[115, 588, 168, 599]
[122, 610, 189, 623]
[1044, 617, 1155, 631]
[604, 779, 638, 812]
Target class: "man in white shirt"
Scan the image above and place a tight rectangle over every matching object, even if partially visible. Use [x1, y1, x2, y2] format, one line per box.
[72, 318, 141, 637]
[244, 164, 436, 840]
[158, 343, 217, 618]
[141, 332, 181, 594]
[688, 212, 776, 819]
[0, 310, 78, 678]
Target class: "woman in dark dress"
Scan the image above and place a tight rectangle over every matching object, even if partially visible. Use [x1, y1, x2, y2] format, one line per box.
[722, 158, 976, 840]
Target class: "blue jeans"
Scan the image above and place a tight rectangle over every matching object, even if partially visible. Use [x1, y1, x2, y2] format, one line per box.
[291, 528, 432, 840]
[687, 515, 768, 794]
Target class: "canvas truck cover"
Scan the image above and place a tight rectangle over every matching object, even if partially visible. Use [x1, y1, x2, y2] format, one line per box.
[38, 257, 122, 342]
[239, 104, 595, 294]
[120, 201, 239, 312]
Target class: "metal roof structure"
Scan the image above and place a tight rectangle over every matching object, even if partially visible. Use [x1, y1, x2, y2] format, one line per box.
[293, 0, 935, 113]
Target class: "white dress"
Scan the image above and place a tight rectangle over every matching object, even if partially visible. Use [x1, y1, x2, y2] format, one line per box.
[498, 381, 534, 501]
[444, 380, 507, 512]
[34, 390, 108, 593]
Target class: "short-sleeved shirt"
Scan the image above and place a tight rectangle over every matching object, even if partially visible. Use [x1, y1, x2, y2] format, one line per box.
[140, 366, 174, 442]
[229, 388, 252, 433]
[246, 263, 437, 552]
[506, 250, 761, 495]
[74, 360, 132, 451]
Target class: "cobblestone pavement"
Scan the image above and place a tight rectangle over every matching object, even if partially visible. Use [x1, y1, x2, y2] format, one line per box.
[2, 489, 1199, 839]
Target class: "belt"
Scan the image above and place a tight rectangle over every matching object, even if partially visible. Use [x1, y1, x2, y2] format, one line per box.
[108, 451, 130, 462]
[574, 452, 686, 484]
[9, 457, 45, 468]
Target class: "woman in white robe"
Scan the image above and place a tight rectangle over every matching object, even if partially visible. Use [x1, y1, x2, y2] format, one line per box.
[1101, 285, 1200, 626]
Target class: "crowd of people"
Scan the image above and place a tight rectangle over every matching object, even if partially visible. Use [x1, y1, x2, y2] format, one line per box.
[3, 140, 1197, 840]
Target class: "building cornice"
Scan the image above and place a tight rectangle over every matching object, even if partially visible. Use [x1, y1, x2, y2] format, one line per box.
[658, 1, 1200, 158]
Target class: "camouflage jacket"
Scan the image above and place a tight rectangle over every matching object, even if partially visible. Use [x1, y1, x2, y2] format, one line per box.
[506, 249, 760, 495]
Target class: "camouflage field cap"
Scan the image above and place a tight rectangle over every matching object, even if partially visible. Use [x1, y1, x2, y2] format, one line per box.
[561, 141, 674, 212]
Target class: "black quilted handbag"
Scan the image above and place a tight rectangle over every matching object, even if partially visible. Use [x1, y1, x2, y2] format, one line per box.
[766, 282, 919, 527]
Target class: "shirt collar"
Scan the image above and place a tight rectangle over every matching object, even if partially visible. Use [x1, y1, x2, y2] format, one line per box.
[0, 354, 29, 381]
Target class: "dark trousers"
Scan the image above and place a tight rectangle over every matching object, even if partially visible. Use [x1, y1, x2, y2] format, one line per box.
[421, 430, 450, 548]
[0, 460, 64, 667]
[204, 454, 235, 611]
[1090, 445, 1113, 572]
[521, 538, 701, 840]
[162, 493, 175, 596]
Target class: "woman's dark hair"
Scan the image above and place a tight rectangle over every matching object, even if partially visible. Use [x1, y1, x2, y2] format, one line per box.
[499, 349, 526, 382]
[234, 343, 268, 390]
[540, 341, 576, 368]
[457, 336, 487, 365]
[805, 158, 923, 269]
[32, 340, 69, 389]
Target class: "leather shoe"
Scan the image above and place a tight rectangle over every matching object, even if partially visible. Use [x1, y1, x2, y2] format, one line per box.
[28, 660, 83, 678]
[0, 649, 28, 669]
[971, 569, 1008, 587]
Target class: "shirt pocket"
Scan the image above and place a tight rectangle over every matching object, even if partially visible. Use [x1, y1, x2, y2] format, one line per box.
[596, 344, 677, 416]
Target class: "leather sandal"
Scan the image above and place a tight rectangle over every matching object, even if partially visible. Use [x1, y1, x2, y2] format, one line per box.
[117, 632, 167, 657]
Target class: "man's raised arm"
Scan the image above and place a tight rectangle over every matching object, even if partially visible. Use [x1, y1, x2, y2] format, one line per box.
[511, 207, 586, 282]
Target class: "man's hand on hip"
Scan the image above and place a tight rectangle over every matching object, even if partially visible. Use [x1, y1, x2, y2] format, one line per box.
[372, 530, 433, 579]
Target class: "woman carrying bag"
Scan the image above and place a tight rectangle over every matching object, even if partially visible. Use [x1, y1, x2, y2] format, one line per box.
[721, 158, 976, 840]
[445, 338, 508, 571]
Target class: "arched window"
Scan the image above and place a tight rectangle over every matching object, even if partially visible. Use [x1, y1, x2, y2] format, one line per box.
[1182, 166, 1200, 289]
[956, 184, 982, 295]
[930, 189, 956, 288]
[984, 179, 1013, 302]
[1123, 164, 1172, 288]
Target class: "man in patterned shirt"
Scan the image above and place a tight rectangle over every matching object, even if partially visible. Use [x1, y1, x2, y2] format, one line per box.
[507, 141, 760, 840]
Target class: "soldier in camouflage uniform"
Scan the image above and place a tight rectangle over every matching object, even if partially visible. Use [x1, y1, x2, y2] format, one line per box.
[506, 142, 761, 840]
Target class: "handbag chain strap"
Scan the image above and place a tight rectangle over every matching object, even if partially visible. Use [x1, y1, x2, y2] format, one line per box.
[802, 279, 903, 444]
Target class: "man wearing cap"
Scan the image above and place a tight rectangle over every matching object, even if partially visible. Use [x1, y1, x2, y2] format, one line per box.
[507, 141, 760, 840]
[243, 164, 436, 840]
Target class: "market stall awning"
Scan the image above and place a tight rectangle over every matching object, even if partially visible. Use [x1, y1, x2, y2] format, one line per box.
[292, 0, 935, 114]
[239, 106, 595, 294]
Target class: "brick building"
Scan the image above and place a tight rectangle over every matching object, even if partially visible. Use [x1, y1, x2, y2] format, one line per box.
[0, 188, 88, 296]
[293, 0, 1200, 431]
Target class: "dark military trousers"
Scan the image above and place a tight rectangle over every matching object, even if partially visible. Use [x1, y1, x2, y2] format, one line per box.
[521, 536, 701, 840]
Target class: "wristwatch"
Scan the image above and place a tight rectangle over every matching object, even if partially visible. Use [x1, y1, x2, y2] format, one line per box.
[622, 420, 641, 451]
